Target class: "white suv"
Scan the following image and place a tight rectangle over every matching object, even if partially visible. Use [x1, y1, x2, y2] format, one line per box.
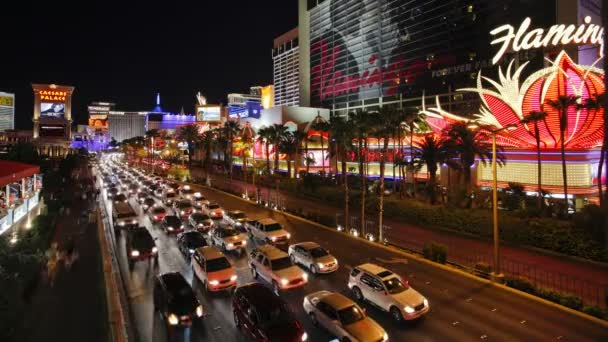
[248, 218, 290, 244]
[249, 245, 308, 294]
[347, 263, 429, 322]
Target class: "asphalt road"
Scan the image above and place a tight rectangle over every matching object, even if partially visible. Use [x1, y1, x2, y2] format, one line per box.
[97, 170, 608, 342]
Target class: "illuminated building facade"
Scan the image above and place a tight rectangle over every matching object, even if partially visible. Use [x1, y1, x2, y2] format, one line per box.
[32, 83, 74, 157]
[228, 87, 264, 119]
[273, 28, 300, 107]
[0, 92, 15, 132]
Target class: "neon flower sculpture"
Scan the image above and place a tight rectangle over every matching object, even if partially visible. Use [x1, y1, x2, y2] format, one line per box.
[422, 51, 604, 149]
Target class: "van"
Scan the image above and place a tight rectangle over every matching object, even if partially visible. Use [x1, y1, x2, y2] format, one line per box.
[112, 202, 138, 233]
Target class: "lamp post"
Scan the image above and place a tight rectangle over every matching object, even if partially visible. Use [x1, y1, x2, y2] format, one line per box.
[467, 121, 517, 282]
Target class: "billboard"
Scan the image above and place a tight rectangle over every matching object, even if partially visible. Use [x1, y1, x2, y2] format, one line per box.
[196, 106, 221, 122]
[0, 95, 14, 107]
[40, 102, 65, 119]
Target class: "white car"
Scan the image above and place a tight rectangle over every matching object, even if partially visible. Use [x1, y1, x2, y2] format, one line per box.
[249, 245, 308, 294]
[209, 227, 247, 253]
[203, 202, 224, 219]
[192, 192, 210, 208]
[248, 218, 290, 244]
[288, 242, 338, 274]
[179, 185, 195, 200]
[347, 263, 429, 322]
[303, 291, 388, 342]
[223, 210, 248, 228]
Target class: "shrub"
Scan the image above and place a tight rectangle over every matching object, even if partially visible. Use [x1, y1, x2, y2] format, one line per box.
[559, 294, 583, 310]
[582, 305, 605, 319]
[505, 276, 535, 294]
[422, 242, 447, 264]
[474, 262, 492, 277]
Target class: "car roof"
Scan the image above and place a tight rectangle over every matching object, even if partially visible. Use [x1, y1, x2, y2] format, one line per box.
[257, 218, 278, 225]
[357, 263, 390, 277]
[197, 246, 225, 260]
[319, 292, 356, 311]
[228, 210, 244, 215]
[159, 272, 189, 291]
[295, 241, 320, 250]
[236, 283, 286, 310]
[255, 245, 288, 260]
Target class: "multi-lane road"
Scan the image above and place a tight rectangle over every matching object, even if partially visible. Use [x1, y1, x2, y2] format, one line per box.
[96, 163, 608, 342]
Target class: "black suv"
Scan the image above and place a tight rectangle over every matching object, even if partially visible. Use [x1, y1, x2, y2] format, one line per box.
[126, 227, 158, 269]
[233, 283, 308, 342]
[154, 272, 204, 331]
[161, 215, 184, 234]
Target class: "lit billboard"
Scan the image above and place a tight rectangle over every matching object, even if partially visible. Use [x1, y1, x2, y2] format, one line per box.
[196, 105, 221, 122]
[40, 102, 65, 119]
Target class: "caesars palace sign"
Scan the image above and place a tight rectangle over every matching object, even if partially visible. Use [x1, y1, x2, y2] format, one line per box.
[490, 16, 604, 65]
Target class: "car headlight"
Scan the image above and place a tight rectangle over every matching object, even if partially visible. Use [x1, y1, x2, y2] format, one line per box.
[197, 223, 203, 227]
[152, 247, 158, 253]
[189, 249, 195, 254]
[301, 332, 308, 341]
[423, 299, 429, 307]
[119, 222, 125, 226]
[236, 222, 242, 226]
[382, 332, 388, 341]
[281, 278, 289, 286]
[180, 225, 184, 229]
[241, 240, 247, 246]
[302, 273, 308, 281]
[153, 215, 158, 220]
[317, 263, 325, 269]
[271, 236, 277, 242]
[227, 243, 234, 248]
[181, 210, 185, 215]
[230, 275, 237, 282]
[131, 250, 140, 257]
[196, 305, 204, 317]
[286, 233, 291, 239]
[168, 313, 179, 325]
[143, 205, 148, 209]
[168, 227, 174, 231]
[209, 280, 219, 286]
[404, 306, 415, 314]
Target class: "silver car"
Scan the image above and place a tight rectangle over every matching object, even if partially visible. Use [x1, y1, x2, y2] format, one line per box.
[288, 242, 338, 275]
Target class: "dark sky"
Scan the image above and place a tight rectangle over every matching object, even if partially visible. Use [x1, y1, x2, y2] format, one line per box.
[0, 1, 298, 129]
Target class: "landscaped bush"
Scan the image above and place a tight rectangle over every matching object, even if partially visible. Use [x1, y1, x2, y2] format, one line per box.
[582, 305, 606, 319]
[422, 242, 447, 264]
[474, 262, 492, 278]
[505, 276, 535, 294]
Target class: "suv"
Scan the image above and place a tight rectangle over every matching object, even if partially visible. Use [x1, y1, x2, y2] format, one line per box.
[347, 263, 429, 322]
[233, 283, 308, 342]
[249, 245, 308, 294]
[112, 202, 138, 233]
[192, 246, 237, 292]
[249, 218, 290, 245]
[288, 242, 338, 275]
[154, 272, 204, 330]
[126, 227, 158, 269]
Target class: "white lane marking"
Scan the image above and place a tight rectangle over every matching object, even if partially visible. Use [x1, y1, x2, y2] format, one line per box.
[465, 298, 473, 302]
[374, 257, 409, 265]
[556, 336, 563, 340]
[425, 281, 431, 285]
[520, 320, 526, 324]
[481, 334, 488, 339]
[491, 308, 497, 312]
[452, 321, 460, 326]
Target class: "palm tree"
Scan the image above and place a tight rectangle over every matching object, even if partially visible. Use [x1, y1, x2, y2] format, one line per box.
[329, 115, 354, 229]
[256, 126, 272, 174]
[269, 124, 289, 173]
[177, 124, 201, 170]
[279, 132, 298, 178]
[521, 111, 548, 210]
[403, 110, 426, 196]
[443, 122, 503, 192]
[200, 130, 216, 184]
[580, 94, 606, 206]
[412, 135, 447, 204]
[546, 95, 580, 215]
[350, 110, 370, 234]
[310, 114, 330, 175]
[145, 129, 160, 173]
[291, 130, 307, 177]
[223, 120, 241, 180]
[240, 124, 256, 183]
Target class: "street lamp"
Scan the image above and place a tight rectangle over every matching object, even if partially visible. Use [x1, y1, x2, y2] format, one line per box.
[467, 121, 517, 282]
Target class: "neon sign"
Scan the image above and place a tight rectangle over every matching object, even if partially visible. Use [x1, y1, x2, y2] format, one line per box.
[38, 90, 67, 102]
[490, 16, 604, 65]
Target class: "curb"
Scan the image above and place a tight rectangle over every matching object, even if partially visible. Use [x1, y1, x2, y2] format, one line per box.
[201, 182, 608, 328]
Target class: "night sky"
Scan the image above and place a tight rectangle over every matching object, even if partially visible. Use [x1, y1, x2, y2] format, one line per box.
[0, 1, 298, 129]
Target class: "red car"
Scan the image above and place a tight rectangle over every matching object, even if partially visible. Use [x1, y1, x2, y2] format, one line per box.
[233, 283, 307, 342]
[148, 206, 167, 223]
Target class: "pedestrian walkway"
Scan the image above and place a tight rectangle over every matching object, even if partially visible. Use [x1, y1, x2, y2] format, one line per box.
[14, 165, 107, 342]
[197, 169, 608, 307]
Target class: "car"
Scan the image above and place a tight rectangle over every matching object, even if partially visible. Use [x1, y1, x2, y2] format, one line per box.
[163, 191, 178, 206]
[113, 193, 128, 204]
[224, 210, 248, 228]
[102, 176, 115, 187]
[148, 205, 167, 222]
[107, 186, 119, 199]
[203, 202, 224, 219]
[128, 183, 140, 196]
[142, 180, 154, 189]
[248, 218, 291, 245]
[165, 182, 180, 192]
[192, 246, 237, 292]
[233, 283, 308, 342]
[242, 219, 258, 233]
[303, 290, 388, 342]
[136, 191, 149, 203]
[173, 199, 194, 219]
[192, 192, 209, 208]
[189, 213, 214, 233]
[126, 227, 158, 269]
[179, 185, 195, 200]
[161, 215, 184, 234]
[177, 231, 208, 259]
[154, 272, 204, 330]
[112, 202, 138, 232]
[288, 242, 338, 275]
[153, 187, 164, 198]
[141, 197, 156, 211]
[148, 183, 161, 194]
[153, 176, 163, 184]
[209, 226, 247, 254]
[348, 263, 429, 322]
[249, 245, 308, 294]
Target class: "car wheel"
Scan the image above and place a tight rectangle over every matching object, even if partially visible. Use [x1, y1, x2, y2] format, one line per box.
[390, 306, 404, 322]
[352, 286, 364, 301]
[310, 264, 318, 275]
[251, 267, 258, 279]
[309, 312, 318, 326]
[272, 281, 280, 295]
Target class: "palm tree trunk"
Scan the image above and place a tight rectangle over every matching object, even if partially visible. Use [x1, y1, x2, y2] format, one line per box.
[560, 110, 569, 216]
[287, 155, 292, 178]
[379, 137, 389, 242]
[358, 137, 365, 235]
[305, 138, 310, 174]
[599, 142, 605, 206]
[535, 124, 543, 210]
[341, 145, 349, 230]
[265, 142, 271, 174]
[392, 131, 396, 193]
[320, 134, 325, 175]
[429, 170, 437, 205]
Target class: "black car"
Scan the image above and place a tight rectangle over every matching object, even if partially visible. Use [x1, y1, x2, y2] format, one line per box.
[137, 191, 149, 203]
[113, 193, 128, 203]
[177, 231, 208, 259]
[189, 213, 213, 233]
[233, 283, 307, 342]
[161, 215, 184, 234]
[154, 272, 204, 330]
[107, 186, 119, 199]
[126, 227, 158, 269]
[142, 197, 156, 211]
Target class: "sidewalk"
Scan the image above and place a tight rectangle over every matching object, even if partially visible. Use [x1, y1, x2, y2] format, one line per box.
[197, 168, 608, 307]
[14, 165, 107, 342]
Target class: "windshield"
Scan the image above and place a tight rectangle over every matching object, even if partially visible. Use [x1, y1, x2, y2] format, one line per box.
[309, 247, 328, 258]
[264, 223, 282, 232]
[383, 277, 408, 294]
[206, 257, 231, 272]
[338, 305, 365, 325]
[271, 257, 292, 271]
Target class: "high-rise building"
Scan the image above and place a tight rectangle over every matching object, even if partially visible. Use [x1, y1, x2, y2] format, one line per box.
[108, 111, 147, 142]
[298, 0, 603, 116]
[0, 92, 15, 132]
[273, 28, 300, 107]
